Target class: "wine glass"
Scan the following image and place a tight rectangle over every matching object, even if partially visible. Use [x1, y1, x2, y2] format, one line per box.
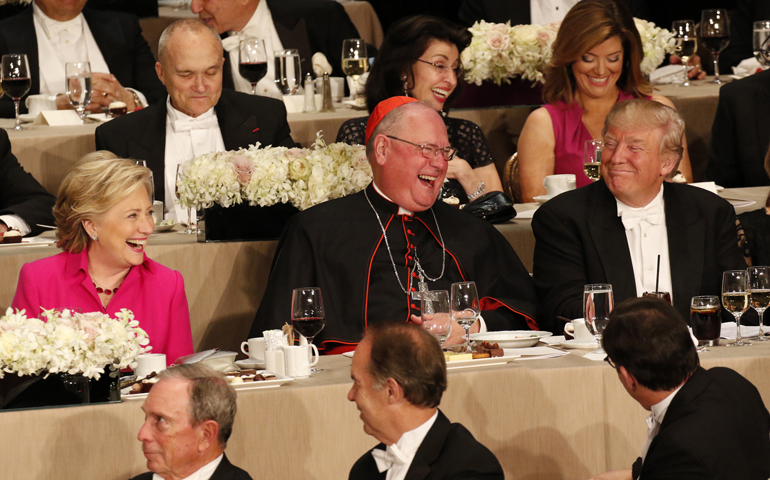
[2, 54, 31, 131]
[672, 20, 697, 86]
[690, 295, 721, 349]
[175, 164, 195, 235]
[341, 38, 368, 104]
[700, 9, 730, 84]
[583, 139, 602, 182]
[748, 266, 770, 341]
[65, 62, 92, 121]
[753, 21, 770, 69]
[238, 38, 268, 95]
[583, 283, 614, 353]
[274, 49, 301, 95]
[451, 281, 480, 353]
[722, 270, 750, 346]
[292, 287, 325, 372]
[420, 290, 452, 347]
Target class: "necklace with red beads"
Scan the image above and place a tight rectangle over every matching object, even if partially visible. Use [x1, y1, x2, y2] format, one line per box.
[93, 282, 119, 295]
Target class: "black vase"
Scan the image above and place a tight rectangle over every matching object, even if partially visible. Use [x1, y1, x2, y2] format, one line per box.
[197, 202, 300, 242]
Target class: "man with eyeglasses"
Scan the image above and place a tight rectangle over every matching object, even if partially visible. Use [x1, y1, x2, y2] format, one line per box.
[250, 97, 538, 353]
[592, 297, 770, 480]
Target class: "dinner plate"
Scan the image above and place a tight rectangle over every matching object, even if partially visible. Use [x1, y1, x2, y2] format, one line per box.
[470, 330, 553, 348]
[445, 354, 520, 370]
[235, 359, 265, 370]
[533, 195, 550, 205]
[153, 222, 178, 233]
[121, 371, 292, 400]
[0, 237, 55, 248]
[560, 339, 599, 349]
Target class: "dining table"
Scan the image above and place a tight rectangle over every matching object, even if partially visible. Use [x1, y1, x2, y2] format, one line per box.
[0, 332, 769, 480]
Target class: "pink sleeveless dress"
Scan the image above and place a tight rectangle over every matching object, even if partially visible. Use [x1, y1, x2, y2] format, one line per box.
[544, 91, 639, 188]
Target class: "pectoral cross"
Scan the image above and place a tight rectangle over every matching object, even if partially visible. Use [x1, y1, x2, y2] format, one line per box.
[411, 267, 430, 304]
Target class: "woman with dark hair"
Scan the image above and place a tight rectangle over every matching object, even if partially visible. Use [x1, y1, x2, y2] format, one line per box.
[517, 0, 692, 202]
[336, 15, 503, 204]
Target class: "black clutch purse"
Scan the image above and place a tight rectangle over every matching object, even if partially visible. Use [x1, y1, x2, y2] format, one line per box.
[462, 191, 517, 223]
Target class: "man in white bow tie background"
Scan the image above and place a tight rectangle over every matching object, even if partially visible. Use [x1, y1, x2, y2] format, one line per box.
[190, 0, 361, 96]
[0, 0, 166, 118]
[95, 18, 296, 222]
[532, 99, 746, 333]
[347, 322, 504, 480]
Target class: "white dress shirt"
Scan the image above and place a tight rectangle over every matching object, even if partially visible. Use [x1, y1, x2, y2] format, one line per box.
[530, 0, 580, 25]
[640, 386, 682, 462]
[151, 453, 223, 480]
[373, 411, 438, 480]
[0, 215, 30, 236]
[223, 0, 283, 98]
[616, 186, 673, 302]
[164, 97, 226, 221]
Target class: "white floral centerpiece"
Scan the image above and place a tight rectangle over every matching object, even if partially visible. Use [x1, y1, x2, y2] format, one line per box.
[176, 133, 371, 212]
[462, 18, 675, 86]
[0, 308, 150, 380]
[0, 0, 32, 4]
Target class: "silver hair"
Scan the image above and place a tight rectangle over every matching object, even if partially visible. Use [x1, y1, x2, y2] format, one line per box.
[157, 19, 223, 64]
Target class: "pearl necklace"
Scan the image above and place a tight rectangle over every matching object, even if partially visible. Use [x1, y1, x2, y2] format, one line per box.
[364, 189, 446, 298]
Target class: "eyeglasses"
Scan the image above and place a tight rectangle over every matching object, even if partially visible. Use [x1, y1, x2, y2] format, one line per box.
[604, 355, 617, 369]
[385, 135, 457, 161]
[414, 58, 463, 78]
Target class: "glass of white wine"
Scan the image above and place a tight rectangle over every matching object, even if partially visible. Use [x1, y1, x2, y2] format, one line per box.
[722, 269, 750, 346]
[583, 139, 602, 182]
[672, 20, 697, 87]
[341, 38, 368, 104]
[748, 266, 770, 340]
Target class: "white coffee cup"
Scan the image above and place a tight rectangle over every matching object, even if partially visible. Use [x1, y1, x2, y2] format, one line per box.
[543, 174, 576, 198]
[25, 94, 56, 117]
[264, 349, 285, 375]
[152, 200, 163, 225]
[563, 318, 595, 343]
[314, 76, 344, 102]
[240, 337, 266, 362]
[282, 344, 319, 378]
[134, 353, 166, 378]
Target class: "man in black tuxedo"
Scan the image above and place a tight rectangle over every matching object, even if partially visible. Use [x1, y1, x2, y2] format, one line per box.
[0, 129, 55, 237]
[591, 297, 770, 480]
[348, 322, 503, 480]
[132, 364, 252, 480]
[95, 18, 295, 221]
[191, 0, 359, 96]
[532, 99, 745, 333]
[0, 0, 165, 118]
[706, 69, 770, 187]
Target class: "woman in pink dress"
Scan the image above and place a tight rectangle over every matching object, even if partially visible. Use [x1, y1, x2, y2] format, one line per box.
[517, 0, 693, 202]
[12, 154, 193, 365]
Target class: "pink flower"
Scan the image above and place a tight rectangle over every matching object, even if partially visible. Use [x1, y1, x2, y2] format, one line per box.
[230, 155, 255, 185]
[286, 148, 305, 159]
[485, 30, 510, 52]
[491, 24, 510, 33]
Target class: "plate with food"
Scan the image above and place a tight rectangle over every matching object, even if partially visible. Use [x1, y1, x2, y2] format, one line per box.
[469, 330, 553, 348]
[121, 370, 292, 400]
[442, 341, 519, 369]
[153, 220, 178, 233]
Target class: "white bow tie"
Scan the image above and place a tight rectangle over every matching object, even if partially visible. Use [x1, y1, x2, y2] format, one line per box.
[221, 26, 263, 52]
[172, 115, 219, 133]
[620, 204, 664, 230]
[45, 16, 82, 38]
[371, 445, 408, 473]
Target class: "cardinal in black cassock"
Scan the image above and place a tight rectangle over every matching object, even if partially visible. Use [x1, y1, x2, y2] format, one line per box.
[250, 98, 538, 353]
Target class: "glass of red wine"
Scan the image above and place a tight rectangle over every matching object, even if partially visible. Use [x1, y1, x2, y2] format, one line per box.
[700, 9, 730, 84]
[2, 54, 31, 131]
[292, 287, 325, 372]
[239, 38, 268, 95]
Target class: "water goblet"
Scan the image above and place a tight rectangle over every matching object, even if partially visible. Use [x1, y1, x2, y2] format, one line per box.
[583, 283, 614, 353]
[420, 290, 452, 347]
[722, 270, 750, 346]
[65, 62, 92, 121]
[451, 281, 480, 353]
[274, 49, 301, 95]
[175, 164, 195, 235]
[754, 21, 770, 69]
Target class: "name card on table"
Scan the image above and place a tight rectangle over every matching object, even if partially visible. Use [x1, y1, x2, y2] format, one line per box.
[33, 110, 82, 126]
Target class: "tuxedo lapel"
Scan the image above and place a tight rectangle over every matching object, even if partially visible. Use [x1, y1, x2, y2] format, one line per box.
[586, 182, 637, 301]
[664, 184, 703, 313]
[404, 411, 451, 480]
[215, 92, 264, 149]
[129, 103, 167, 203]
[83, 9, 128, 80]
[220, 33, 236, 91]
[753, 80, 770, 163]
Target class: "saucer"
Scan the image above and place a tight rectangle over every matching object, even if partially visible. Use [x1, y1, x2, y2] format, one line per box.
[533, 195, 551, 205]
[560, 339, 599, 349]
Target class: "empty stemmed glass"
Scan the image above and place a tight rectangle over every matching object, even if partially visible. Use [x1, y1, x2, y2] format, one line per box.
[722, 270, 750, 346]
[2, 54, 31, 131]
[700, 9, 730, 84]
[671, 20, 697, 86]
[748, 266, 770, 340]
[65, 62, 92, 121]
[583, 139, 602, 182]
[420, 290, 452, 347]
[175, 164, 195, 235]
[451, 282, 480, 353]
[291, 287, 326, 372]
[238, 38, 268, 95]
[584, 283, 614, 353]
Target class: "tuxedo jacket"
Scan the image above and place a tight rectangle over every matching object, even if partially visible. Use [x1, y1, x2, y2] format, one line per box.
[0, 129, 55, 237]
[632, 367, 770, 480]
[706, 69, 770, 187]
[129, 454, 253, 480]
[94, 89, 296, 205]
[531, 180, 746, 332]
[0, 6, 165, 118]
[349, 410, 504, 480]
[222, 0, 360, 91]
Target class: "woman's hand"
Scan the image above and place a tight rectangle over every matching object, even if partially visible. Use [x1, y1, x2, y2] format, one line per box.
[446, 156, 474, 182]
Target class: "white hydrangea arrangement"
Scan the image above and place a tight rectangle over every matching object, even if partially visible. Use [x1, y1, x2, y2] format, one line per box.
[0, 308, 150, 380]
[176, 134, 371, 212]
[462, 18, 675, 86]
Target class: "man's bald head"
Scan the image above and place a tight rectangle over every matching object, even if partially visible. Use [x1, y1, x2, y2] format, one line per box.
[158, 19, 223, 66]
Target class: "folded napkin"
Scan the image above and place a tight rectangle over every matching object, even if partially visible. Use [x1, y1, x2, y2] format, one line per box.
[312, 52, 333, 76]
[732, 57, 763, 76]
[650, 64, 688, 85]
[719, 321, 762, 339]
[504, 346, 569, 360]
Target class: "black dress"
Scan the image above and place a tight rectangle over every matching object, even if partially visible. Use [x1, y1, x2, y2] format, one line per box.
[737, 208, 770, 266]
[336, 115, 495, 203]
